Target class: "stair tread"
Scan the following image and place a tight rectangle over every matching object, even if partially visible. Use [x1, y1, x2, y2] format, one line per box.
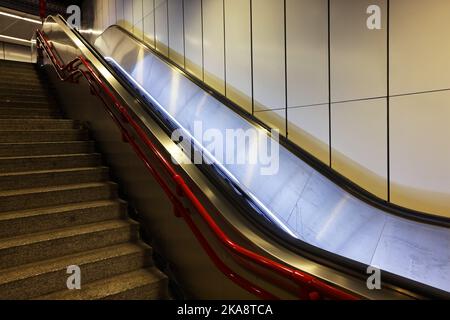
[0, 182, 114, 197]
[0, 116, 62, 119]
[0, 199, 124, 221]
[0, 106, 60, 111]
[0, 142, 95, 157]
[0, 129, 83, 133]
[0, 153, 100, 160]
[0, 219, 137, 251]
[0, 166, 108, 178]
[0, 119, 74, 123]
[36, 267, 167, 300]
[0, 141, 93, 147]
[0, 242, 150, 285]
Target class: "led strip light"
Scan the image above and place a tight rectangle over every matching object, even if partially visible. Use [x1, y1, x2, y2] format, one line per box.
[0, 10, 41, 24]
[0, 34, 34, 45]
[105, 56, 298, 239]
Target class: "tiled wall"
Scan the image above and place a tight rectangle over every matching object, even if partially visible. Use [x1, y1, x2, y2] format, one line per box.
[84, 0, 450, 218]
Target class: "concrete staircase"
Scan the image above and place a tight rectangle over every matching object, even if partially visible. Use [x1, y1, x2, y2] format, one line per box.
[0, 60, 168, 300]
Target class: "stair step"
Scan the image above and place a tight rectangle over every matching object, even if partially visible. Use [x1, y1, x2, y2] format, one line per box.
[0, 68, 36, 75]
[0, 200, 126, 238]
[0, 129, 88, 143]
[0, 141, 96, 157]
[0, 77, 42, 86]
[0, 119, 79, 130]
[0, 101, 56, 109]
[0, 182, 116, 212]
[36, 267, 168, 300]
[0, 65, 36, 71]
[0, 60, 36, 68]
[0, 71, 41, 79]
[0, 67, 36, 75]
[0, 115, 61, 120]
[0, 87, 46, 95]
[0, 153, 101, 174]
[0, 81, 48, 89]
[0, 242, 152, 300]
[0, 98, 53, 106]
[0, 108, 60, 119]
[0, 166, 110, 191]
[0, 92, 47, 100]
[0, 219, 139, 270]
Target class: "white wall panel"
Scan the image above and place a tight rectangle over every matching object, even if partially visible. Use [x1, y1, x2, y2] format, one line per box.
[133, 0, 144, 39]
[124, 0, 134, 32]
[224, 0, 252, 113]
[184, 0, 203, 79]
[286, 0, 328, 107]
[108, 0, 116, 25]
[331, 99, 387, 199]
[390, 0, 450, 95]
[252, 0, 285, 112]
[288, 106, 330, 164]
[168, 0, 185, 67]
[94, 0, 101, 31]
[143, 0, 156, 47]
[116, 0, 125, 28]
[102, 0, 109, 30]
[203, 0, 225, 94]
[155, 0, 169, 56]
[330, 0, 387, 102]
[83, 0, 450, 215]
[390, 92, 450, 217]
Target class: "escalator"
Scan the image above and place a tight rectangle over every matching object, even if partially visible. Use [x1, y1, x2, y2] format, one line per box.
[34, 15, 450, 300]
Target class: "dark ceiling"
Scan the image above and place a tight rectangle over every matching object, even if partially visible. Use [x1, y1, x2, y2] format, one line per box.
[0, 0, 83, 17]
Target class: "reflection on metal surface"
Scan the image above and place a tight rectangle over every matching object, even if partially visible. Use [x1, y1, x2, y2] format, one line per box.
[105, 56, 297, 239]
[0, 41, 33, 62]
[93, 26, 450, 294]
[0, 34, 33, 45]
[78, 29, 103, 36]
[0, 10, 41, 24]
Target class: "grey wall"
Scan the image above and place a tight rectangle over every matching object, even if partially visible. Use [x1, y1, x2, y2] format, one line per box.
[85, 0, 450, 218]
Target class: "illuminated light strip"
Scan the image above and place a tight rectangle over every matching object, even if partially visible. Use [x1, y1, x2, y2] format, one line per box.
[0, 34, 34, 45]
[78, 29, 103, 36]
[105, 57, 298, 239]
[0, 11, 41, 24]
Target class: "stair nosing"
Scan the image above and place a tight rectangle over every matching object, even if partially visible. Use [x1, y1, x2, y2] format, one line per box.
[35, 267, 166, 300]
[0, 242, 150, 285]
[0, 219, 138, 251]
[0, 166, 109, 178]
[0, 153, 100, 161]
[0, 199, 125, 221]
[0, 181, 116, 198]
[0, 141, 94, 146]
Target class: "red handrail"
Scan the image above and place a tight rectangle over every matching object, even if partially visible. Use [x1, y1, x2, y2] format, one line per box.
[36, 29, 358, 300]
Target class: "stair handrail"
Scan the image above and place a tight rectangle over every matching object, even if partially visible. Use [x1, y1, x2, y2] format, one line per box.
[36, 28, 358, 301]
